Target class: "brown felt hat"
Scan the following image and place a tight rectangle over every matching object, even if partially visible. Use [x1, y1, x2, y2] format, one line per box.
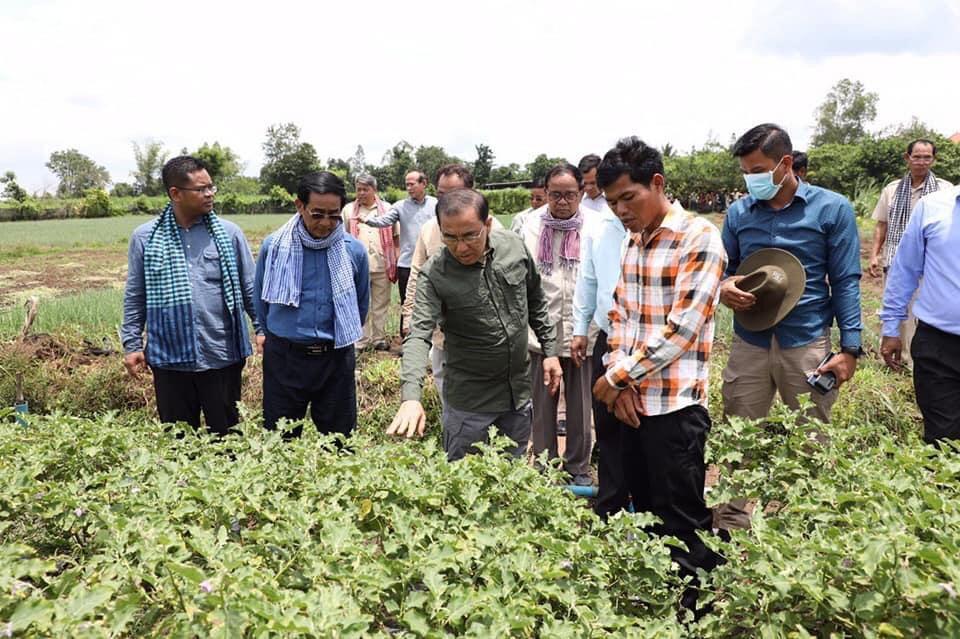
[733, 248, 805, 332]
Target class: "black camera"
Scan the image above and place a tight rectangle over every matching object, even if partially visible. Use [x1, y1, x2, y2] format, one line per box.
[806, 352, 837, 394]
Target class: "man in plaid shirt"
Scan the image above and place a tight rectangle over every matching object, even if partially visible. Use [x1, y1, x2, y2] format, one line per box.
[592, 137, 726, 613]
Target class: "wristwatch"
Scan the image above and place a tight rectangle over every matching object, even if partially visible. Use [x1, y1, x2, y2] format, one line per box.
[841, 346, 865, 359]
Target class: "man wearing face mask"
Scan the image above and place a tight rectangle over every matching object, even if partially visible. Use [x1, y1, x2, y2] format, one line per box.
[715, 123, 862, 530]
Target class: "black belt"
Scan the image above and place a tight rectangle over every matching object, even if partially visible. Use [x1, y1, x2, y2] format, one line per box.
[268, 333, 338, 355]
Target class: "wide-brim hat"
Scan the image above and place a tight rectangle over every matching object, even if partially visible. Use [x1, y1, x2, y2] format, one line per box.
[733, 248, 805, 332]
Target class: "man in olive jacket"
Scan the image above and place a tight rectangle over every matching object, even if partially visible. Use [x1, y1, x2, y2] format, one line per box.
[387, 188, 562, 460]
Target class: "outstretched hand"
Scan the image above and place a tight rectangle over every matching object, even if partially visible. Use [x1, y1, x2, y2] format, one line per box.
[386, 400, 426, 439]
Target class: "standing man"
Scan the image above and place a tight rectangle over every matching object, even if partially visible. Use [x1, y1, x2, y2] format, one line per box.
[521, 163, 594, 485]
[122, 156, 260, 435]
[401, 165, 503, 406]
[591, 137, 726, 609]
[387, 189, 562, 461]
[716, 123, 862, 530]
[510, 176, 548, 234]
[880, 185, 960, 444]
[344, 174, 398, 351]
[361, 170, 436, 335]
[578, 154, 607, 213]
[869, 139, 952, 368]
[570, 175, 628, 517]
[255, 171, 370, 438]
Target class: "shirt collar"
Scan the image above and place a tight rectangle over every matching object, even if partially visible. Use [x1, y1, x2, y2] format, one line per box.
[747, 180, 811, 211]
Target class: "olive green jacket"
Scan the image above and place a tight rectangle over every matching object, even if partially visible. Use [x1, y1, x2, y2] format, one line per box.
[401, 228, 558, 412]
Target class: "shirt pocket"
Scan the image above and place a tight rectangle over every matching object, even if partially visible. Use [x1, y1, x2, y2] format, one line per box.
[201, 247, 223, 282]
[498, 263, 528, 321]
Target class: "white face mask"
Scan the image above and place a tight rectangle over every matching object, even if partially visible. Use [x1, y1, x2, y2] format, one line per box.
[743, 157, 788, 200]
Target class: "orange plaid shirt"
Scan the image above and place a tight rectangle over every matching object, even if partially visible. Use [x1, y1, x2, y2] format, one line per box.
[605, 204, 726, 416]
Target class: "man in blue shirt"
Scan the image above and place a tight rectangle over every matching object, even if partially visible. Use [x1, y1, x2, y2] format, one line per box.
[122, 156, 260, 435]
[880, 186, 960, 444]
[255, 171, 370, 438]
[716, 123, 863, 530]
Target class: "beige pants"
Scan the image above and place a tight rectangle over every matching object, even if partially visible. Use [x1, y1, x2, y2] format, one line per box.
[715, 334, 837, 530]
[357, 270, 391, 348]
[881, 269, 917, 369]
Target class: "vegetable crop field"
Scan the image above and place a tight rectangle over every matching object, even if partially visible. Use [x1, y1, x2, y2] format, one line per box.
[2, 213, 959, 637]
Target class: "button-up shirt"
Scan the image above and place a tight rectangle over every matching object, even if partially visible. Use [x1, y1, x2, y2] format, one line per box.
[401, 228, 558, 413]
[722, 182, 863, 350]
[121, 217, 260, 371]
[342, 200, 399, 273]
[605, 204, 726, 416]
[363, 195, 437, 267]
[581, 193, 608, 213]
[881, 186, 960, 337]
[253, 233, 370, 343]
[573, 205, 627, 336]
[872, 176, 953, 266]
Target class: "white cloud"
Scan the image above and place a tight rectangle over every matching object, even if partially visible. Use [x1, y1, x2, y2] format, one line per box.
[1, 0, 958, 192]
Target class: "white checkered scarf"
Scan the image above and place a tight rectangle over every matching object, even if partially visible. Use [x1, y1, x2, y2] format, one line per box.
[886, 171, 940, 264]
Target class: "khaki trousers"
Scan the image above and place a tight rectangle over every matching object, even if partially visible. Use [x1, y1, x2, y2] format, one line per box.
[358, 270, 391, 348]
[715, 334, 837, 530]
[881, 268, 917, 369]
[529, 352, 593, 476]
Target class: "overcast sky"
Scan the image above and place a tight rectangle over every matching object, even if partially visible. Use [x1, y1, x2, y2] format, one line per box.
[2, 0, 959, 192]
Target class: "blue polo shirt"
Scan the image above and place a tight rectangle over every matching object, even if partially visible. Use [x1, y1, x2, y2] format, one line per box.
[721, 181, 862, 350]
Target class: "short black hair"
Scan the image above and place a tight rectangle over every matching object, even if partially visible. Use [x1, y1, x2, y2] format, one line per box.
[406, 169, 428, 185]
[544, 163, 584, 189]
[732, 123, 792, 160]
[791, 150, 808, 172]
[436, 188, 489, 225]
[578, 154, 601, 173]
[296, 171, 347, 209]
[596, 137, 664, 190]
[435, 164, 475, 188]
[907, 138, 937, 156]
[530, 176, 546, 190]
[162, 156, 209, 193]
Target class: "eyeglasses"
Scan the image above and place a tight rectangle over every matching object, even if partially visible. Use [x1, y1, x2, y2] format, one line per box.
[305, 209, 343, 221]
[177, 185, 218, 194]
[441, 230, 485, 245]
[547, 191, 580, 202]
[909, 155, 934, 163]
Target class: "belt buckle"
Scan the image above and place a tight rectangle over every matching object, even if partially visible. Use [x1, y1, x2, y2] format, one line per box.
[305, 343, 327, 355]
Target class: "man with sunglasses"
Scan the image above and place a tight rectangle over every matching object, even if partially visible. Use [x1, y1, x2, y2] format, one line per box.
[121, 156, 260, 435]
[387, 189, 562, 461]
[254, 171, 370, 437]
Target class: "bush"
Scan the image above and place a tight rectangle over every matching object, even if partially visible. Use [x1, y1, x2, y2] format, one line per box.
[80, 189, 113, 218]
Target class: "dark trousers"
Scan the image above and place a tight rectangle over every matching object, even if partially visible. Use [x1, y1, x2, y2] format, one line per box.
[591, 331, 630, 517]
[397, 266, 411, 334]
[262, 334, 357, 438]
[623, 404, 721, 579]
[152, 361, 244, 435]
[912, 321, 960, 444]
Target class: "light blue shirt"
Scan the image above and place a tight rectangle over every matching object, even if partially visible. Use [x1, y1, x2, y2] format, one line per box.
[122, 217, 260, 371]
[254, 233, 370, 343]
[573, 206, 627, 335]
[363, 195, 437, 267]
[881, 186, 960, 337]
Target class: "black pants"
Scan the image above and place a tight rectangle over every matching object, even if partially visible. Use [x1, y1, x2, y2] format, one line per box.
[623, 403, 721, 578]
[591, 331, 630, 518]
[152, 361, 244, 435]
[262, 334, 357, 438]
[397, 266, 411, 334]
[912, 321, 960, 444]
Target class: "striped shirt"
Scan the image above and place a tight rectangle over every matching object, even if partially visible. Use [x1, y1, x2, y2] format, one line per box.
[605, 204, 726, 416]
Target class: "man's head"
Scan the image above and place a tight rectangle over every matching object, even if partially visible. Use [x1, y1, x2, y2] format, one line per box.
[597, 136, 667, 234]
[405, 170, 428, 201]
[732, 123, 795, 201]
[354, 174, 378, 207]
[791, 151, 808, 181]
[296, 171, 348, 239]
[545, 163, 584, 220]
[905, 139, 937, 181]
[578, 154, 602, 200]
[162, 156, 215, 216]
[436, 188, 492, 266]
[435, 164, 475, 196]
[530, 176, 547, 209]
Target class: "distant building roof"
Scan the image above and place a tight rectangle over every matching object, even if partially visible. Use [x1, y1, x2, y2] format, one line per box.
[950, 132, 960, 143]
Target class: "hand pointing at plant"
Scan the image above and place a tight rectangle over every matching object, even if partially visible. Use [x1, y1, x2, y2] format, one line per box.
[386, 400, 426, 438]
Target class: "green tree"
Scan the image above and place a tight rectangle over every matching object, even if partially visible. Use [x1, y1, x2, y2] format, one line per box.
[377, 140, 416, 189]
[811, 78, 879, 146]
[1, 170, 28, 202]
[525, 154, 568, 182]
[348, 145, 367, 180]
[258, 123, 321, 194]
[472, 144, 495, 186]
[110, 182, 136, 197]
[131, 140, 168, 196]
[45, 149, 110, 198]
[488, 163, 527, 183]
[193, 142, 241, 183]
[415, 145, 459, 185]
